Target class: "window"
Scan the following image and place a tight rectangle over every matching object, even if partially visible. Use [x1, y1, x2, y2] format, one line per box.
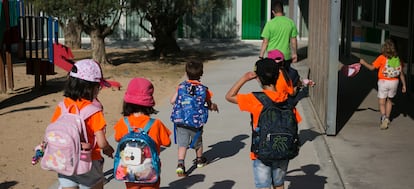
[352, 0, 374, 23]
[377, 0, 409, 27]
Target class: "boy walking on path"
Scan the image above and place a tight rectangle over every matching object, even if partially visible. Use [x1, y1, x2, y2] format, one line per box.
[170, 61, 219, 177]
[359, 39, 406, 130]
[225, 58, 301, 189]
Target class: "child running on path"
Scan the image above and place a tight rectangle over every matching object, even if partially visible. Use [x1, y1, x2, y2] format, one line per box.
[225, 58, 301, 189]
[50, 59, 114, 189]
[360, 39, 407, 129]
[113, 77, 171, 189]
[170, 61, 219, 177]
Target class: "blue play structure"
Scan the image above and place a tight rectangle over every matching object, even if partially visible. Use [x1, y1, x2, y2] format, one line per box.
[1, 0, 59, 92]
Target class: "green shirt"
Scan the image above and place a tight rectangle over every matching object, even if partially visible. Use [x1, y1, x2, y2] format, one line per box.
[261, 16, 298, 60]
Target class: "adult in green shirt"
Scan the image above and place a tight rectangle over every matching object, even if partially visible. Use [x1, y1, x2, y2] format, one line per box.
[259, 0, 298, 68]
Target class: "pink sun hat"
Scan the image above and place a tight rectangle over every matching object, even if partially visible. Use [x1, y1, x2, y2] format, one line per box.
[124, 78, 155, 107]
[69, 59, 111, 87]
[267, 49, 285, 62]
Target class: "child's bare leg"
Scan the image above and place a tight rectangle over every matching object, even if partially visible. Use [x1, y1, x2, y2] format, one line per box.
[196, 146, 203, 158]
[378, 98, 386, 116]
[385, 98, 393, 118]
[92, 181, 103, 189]
[274, 185, 284, 189]
[178, 146, 187, 161]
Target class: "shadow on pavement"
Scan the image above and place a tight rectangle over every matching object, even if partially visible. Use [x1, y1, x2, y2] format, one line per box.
[336, 55, 378, 134]
[0, 76, 66, 111]
[161, 174, 205, 189]
[209, 180, 235, 189]
[299, 129, 322, 146]
[285, 164, 327, 189]
[203, 134, 249, 165]
[0, 181, 18, 189]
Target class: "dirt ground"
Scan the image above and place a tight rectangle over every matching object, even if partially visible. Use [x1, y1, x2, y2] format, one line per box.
[0, 47, 217, 189]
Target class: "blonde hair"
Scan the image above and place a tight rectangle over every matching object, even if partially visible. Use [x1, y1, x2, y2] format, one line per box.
[381, 39, 398, 58]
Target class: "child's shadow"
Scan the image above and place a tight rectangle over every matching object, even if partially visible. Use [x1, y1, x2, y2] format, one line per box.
[285, 164, 327, 189]
[161, 174, 205, 189]
[203, 134, 248, 164]
[186, 134, 249, 175]
[298, 129, 322, 147]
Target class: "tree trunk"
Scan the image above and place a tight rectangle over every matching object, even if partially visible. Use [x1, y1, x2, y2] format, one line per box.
[90, 30, 108, 64]
[63, 19, 82, 50]
[152, 25, 180, 58]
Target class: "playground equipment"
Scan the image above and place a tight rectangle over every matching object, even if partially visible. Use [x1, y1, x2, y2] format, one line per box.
[1, 0, 58, 92]
[20, 1, 58, 89]
[0, 0, 19, 93]
[1, 1, 121, 93]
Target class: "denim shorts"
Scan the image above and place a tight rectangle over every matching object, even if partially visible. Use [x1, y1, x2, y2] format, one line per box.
[58, 158, 104, 189]
[176, 125, 203, 149]
[252, 159, 289, 188]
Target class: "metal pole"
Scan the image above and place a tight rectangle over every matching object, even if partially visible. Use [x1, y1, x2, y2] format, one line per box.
[326, 0, 341, 135]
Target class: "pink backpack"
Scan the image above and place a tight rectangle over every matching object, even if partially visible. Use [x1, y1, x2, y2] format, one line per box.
[40, 101, 101, 176]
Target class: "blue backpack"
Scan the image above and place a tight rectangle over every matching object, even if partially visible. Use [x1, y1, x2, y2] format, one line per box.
[113, 118, 160, 184]
[170, 81, 209, 128]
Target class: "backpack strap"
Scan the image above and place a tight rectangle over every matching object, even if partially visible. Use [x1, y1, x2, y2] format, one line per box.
[252, 92, 291, 109]
[252, 92, 273, 108]
[123, 117, 155, 134]
[58, 101, 102, 144]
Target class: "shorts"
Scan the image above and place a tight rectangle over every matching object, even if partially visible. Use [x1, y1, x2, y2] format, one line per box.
[377, 79, 399, 99]
[58, 158, 104, 189]
[175, 125, 203, 149]
[252, 159, 289, 188]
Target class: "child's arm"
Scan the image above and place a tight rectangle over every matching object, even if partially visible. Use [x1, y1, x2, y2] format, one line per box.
[359, 58, 376, 71]
[95, 130, 114, 158]
[400, 66, 407, 93]
[170, 91, 178, 105]
[225, 71, 257, 104]
[206, 99, 219, 112]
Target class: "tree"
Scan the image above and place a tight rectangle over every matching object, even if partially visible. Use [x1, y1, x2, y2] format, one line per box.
[130, 0, 194, 58]
[130, 0, 232, 58]
[32, 0, 126, 64]
[31, 1, 82, 49]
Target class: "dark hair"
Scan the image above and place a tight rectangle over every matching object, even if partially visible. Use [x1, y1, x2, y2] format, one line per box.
[381, 39, 398, 58]
[186, 61, 203, 80]
[122, 102, 158, 116]
[63, 76, 99, 101]
[272, 0, 284, 14]
[258, 73, 279, 86]
[255, 58, 281, 86]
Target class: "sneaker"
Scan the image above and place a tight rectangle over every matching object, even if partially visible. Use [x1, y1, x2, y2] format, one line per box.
[176, 163, 186, 177]
[194, 157, 207, 168]
[380, 117, 389, 130]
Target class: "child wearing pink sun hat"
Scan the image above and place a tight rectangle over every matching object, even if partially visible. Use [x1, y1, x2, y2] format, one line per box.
[113, 77, 171, 189]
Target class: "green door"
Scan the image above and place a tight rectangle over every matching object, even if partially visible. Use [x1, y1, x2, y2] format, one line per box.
[241, 0, 267, 39]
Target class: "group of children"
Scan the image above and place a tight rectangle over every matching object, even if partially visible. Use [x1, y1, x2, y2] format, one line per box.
[42, 59, 218, 189]
[40, 38, 406, 189]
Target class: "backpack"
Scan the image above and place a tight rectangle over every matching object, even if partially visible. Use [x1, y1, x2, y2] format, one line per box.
[113, 117, 160, 184]
[40, 101, 101, 176]
[170, 81, 209, 128]
[383, 56, 402, 78]
[251, 92, 299, 162]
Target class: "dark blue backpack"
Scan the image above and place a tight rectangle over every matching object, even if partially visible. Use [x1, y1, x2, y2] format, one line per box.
[113, 118, 160, 184]
[251, 92, 299, 162]
[170, 81, 209, 128]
